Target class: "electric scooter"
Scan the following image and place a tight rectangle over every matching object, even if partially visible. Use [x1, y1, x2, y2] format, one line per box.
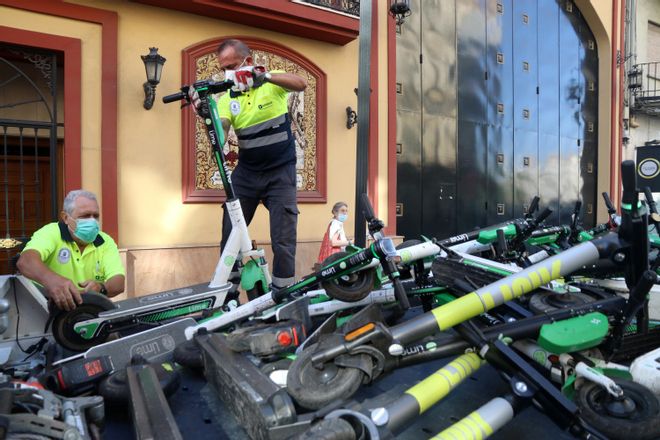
[286, 161, 658, 439]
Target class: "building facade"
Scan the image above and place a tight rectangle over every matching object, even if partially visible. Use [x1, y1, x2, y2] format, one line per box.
[0, 0, 626, 298]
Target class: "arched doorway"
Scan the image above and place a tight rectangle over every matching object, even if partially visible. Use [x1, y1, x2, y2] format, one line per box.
[0, 44, 63, 273]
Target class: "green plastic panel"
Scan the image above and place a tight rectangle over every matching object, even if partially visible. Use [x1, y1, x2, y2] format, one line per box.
[538, 312, 609, 353]
[476, 224, 517, 244]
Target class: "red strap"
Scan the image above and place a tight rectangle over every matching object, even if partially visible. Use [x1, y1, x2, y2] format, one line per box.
[317, 223, 341, 263]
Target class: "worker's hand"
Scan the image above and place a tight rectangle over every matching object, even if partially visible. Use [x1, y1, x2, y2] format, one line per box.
[252, 66, 271, 88]
[44, 275, 83, 311]
[232, 67, 255, 92]
[79, 280, 103, 294]
[187, 85, 212, 118]
[187, 86, 202, 112]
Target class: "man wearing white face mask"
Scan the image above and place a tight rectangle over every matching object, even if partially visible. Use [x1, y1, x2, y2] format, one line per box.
[189, 38, 307, 290]
[17, 190, 125, 311]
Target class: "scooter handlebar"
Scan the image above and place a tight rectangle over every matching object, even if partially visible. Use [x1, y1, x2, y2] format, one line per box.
[602, 192, 616, 215]
[361, 193, 376, 222]
[162, 90, 188, 104]
[620, 160, 638, 207]
[643, 186, 657, 214]
[162, 79, 235, 105]
[535, 207, 552, 225]
[528, 196, 540, 216]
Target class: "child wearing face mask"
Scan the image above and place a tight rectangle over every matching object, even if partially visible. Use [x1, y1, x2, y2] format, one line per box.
[317, 201, 352, 264]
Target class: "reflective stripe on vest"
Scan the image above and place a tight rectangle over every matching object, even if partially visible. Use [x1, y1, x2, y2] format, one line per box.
[235, 114, 290, 150]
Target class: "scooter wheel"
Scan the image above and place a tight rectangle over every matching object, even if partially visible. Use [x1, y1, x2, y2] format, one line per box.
[99, 362, 181, 406]
[287, 343, 366, 410]
[528, 291, 594, 314]
[575, 377, 660, 440]
[320, 252, 375, 303]
[51, 293, 115, 352]
[296, 417, 356, 440]
[173, 339, 204, 371]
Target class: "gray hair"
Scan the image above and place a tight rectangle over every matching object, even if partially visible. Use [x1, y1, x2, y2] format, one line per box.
[63, 190, 98, 215]
[217, 39, 251, 59]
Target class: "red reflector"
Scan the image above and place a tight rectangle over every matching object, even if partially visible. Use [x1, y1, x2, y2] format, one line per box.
[57, 370, 67, 389]
[277, 331, 292, 346]
[548, 354, 559, 363]
[84, 359, 103, 377]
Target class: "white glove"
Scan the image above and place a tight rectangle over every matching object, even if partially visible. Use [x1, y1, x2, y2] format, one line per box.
[230, 66, 255, 92]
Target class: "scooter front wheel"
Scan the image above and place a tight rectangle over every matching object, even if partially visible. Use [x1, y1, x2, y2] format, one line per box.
[51, 293, 115, 352]
[320, 252, 375, 303]
[575, 377, 660, 440]
[287, 343, 366, 410]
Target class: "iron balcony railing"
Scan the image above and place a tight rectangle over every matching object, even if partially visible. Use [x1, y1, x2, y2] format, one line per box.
[297, 0, 359, 17]
[629, 61, 660, 116]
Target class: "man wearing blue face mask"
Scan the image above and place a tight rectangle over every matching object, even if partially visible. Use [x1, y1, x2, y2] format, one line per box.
[17, 190, 125, 311]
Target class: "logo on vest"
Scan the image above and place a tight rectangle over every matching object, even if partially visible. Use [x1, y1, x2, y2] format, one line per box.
[57, 248, 71, 264]
[230, 100, 241, 116]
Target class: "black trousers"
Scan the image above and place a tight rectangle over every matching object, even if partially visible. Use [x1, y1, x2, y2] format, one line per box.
[220, 163, 299, 287]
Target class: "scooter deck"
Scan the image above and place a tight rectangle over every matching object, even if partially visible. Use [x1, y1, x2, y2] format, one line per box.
[54, 317, 196, 371]
[99, 282, 232, 318]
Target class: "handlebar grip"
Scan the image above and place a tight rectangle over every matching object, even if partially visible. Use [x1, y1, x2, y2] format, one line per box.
[602, 192, 616, 214]
[361, 193, 376, 222]
[535, 207, 552, 225]
[393, 278, 411, 311]
[570, 200, 582, 230]
[162, 91, 187, 104]
[528, 196, 540, 215]
[643, 187, 657, 213]
[496, 228, 508, 254]
[621, 160, 638, 206]
[572, 200, 582, 215]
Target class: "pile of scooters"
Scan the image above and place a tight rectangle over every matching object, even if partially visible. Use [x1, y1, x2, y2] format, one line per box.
[0, 79, 658, 440]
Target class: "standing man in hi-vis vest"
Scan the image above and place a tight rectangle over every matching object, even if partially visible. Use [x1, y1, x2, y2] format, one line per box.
[189, 38, 307, 290]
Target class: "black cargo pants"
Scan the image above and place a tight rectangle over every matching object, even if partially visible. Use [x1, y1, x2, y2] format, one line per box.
[220, 163, 298, 288]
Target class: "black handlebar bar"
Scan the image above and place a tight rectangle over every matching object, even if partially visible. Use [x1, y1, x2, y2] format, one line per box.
[162, 89, 189, 104]
[643, 186, 657, 214]
[602, 192, 616, 215]
[620, 160, 638, 209]
[569, 200, 582, 235]
[361, 193, 376, 222]
[535, 207, 552, 225]
[162, 80, 235, 104]
[527, 196, 540, 217]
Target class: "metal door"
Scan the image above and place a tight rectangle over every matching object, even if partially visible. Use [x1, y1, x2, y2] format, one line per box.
[485, 0, 514, 224]
[421, 0, 457, 236]
[512, 0, 539, 218]
[558, 2, 581, 223]
[395, 0, 599, 239]
[456, 0, 488, 231]
[537, 0, 561, 224]
[580, 24, 599, 226]
[395, 0, 423, 238]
